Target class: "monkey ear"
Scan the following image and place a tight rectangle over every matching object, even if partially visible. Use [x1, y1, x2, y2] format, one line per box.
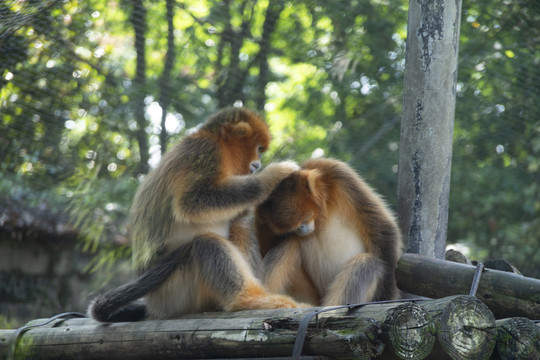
[306, 169, 327, 207]
[306, 170, 322, 196]
[230, 121, 253, 138]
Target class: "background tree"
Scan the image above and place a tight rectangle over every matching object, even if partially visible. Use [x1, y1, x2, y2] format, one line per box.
[1, 0, 539, 326]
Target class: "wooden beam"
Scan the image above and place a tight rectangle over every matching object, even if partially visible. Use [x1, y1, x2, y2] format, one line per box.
[1, 296, 501, 360]
[396, 253, 540, 319]
[494, 317, 540, 359]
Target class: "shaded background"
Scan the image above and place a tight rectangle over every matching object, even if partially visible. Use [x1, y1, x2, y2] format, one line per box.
[1, 0, 539, 327]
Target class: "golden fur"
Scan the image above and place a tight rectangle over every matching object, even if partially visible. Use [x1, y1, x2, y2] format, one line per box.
[89, 107, 302, 322]
[256, 158, 403, 306]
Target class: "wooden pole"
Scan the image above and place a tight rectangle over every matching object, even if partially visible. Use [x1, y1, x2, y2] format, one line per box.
[1, 307, 383, 360]
[0, 296, 501, 360]
[397, 0, 462, 258]
[422, 295, 496, 360]
[495, 317, 540, 359]
[381, 302, 435, 359]
[396, 253, 540, 319]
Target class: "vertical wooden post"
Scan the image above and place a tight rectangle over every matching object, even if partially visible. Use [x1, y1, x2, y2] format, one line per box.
[397, 0, 462, 258]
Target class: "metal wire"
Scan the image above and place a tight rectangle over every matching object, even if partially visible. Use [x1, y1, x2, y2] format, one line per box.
[469, 262, 485, 297]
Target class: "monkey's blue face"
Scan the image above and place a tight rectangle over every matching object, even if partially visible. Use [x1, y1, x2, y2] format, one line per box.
[250, 160, 262, 174]
[295, 220, 315, 236]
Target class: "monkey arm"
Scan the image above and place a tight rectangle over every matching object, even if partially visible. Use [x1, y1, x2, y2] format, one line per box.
[175, 161, 299, 224]
[228, 212, 265, 280]
[263, 238, 303, 293]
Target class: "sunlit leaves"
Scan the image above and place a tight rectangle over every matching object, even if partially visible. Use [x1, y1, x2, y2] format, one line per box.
[2, 0, 539, 278]
[449, 0, 540, 276]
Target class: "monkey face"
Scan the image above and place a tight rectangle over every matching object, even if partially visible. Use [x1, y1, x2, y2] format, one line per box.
[220, 114, 270, 176]
[257, 170, 322, 236]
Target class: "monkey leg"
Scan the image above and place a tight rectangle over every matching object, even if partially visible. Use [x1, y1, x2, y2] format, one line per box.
[190, 233, 302, 312]
[322, 253, 385, 306]
[263, 238, 320, 305]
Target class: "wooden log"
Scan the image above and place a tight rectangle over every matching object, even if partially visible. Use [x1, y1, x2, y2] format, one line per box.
[1, 296, 500, 360]
[381, 302, 435, 359]
[421, 295, 496, 360]
[1, 307, 385, 360]
[494, 317, 540, 360]
[396, 253, 540, 319]
[0, 330, 14, 357]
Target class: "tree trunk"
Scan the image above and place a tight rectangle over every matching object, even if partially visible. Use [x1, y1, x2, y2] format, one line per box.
[131, 0, 149, 174]
[255, 1, 284, 111]
[396, 253, 540, 319]
[158, 0, 176, 154]
[397, 0, 462, 258]
[216, 0, 251, 108]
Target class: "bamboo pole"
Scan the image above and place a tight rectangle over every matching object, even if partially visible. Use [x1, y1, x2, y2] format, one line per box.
[396, 253, 540, 319]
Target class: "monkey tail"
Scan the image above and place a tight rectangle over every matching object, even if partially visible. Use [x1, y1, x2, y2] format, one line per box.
[88, 243, 193, 322]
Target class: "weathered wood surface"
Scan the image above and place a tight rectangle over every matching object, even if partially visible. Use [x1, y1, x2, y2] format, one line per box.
[422, 295, 496, 360]
[1, 306, 380, 360]
[397, 0, 462, 259]
[493, 317, 540, 360]
[396, 253, 540, 319]
[1, 295, 506, 360]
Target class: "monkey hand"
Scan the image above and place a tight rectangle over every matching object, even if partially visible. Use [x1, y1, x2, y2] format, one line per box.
[256, 160, 300, 197]
[260, 160, 300, 181]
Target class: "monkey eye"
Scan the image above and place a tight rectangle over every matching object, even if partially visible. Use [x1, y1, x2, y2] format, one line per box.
[257, 146, 264, 154]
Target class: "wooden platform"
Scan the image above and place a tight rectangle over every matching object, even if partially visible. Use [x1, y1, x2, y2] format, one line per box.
[2, 294, 539, 360]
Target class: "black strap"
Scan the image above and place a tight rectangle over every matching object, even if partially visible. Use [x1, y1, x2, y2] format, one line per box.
[7, 312, 86, 360]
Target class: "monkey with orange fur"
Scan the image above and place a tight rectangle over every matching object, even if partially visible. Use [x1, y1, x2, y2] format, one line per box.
[256, 158, 403, 306]
[89, 107, 303, 322]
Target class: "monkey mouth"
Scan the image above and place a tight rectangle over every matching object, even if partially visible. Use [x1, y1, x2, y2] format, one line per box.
[250, 160, 262, 173]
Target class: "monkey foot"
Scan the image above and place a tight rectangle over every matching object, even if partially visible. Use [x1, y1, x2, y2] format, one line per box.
[226, 284, 309, 310]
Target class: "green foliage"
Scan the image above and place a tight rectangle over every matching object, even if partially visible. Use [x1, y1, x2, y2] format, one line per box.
[1, 0, 539, 278]
[449, 0, 540, 277]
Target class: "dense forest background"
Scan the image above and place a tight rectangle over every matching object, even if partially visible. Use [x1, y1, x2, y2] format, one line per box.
[1, 0, 539, 325]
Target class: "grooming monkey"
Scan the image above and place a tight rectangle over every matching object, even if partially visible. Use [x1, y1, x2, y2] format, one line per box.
[256, 158, 403, 306]
[89, 107, 303, 322]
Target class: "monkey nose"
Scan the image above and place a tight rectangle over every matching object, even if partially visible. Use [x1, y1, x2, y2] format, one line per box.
[250, 160, 262, 173]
